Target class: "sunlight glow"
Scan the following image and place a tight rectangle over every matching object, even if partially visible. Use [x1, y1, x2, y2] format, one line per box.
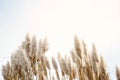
[27, 0, 120, 55]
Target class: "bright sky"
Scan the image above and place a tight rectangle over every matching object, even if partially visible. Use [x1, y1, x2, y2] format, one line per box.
[0, 0, 120, 79]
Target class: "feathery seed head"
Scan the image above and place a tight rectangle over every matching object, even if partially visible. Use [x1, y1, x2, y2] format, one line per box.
[2, 62, 12, 80]
[52, 57, 58, 70]
[45, 57, 51, 69]
[74, 36, 82, 59]
[116, 65, 120, 80]
[92, 44, 99, 63]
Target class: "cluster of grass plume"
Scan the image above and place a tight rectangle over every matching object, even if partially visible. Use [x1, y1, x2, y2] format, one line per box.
[2, 34, 120, 80]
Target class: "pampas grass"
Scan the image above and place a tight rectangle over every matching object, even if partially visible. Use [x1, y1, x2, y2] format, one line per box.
[2, 34, 119, 80]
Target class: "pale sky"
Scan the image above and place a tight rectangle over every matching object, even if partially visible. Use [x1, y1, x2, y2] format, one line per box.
[0, 0, 120, 79]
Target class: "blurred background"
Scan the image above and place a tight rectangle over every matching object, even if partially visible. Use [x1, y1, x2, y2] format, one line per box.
[0, 0, 120, 79]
